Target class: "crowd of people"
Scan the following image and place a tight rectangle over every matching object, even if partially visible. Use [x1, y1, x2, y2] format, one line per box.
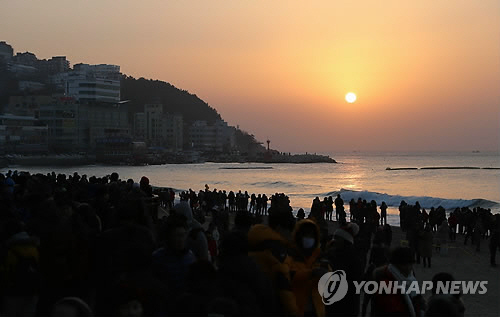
[0, 170, 497, 316]
[175, 188, 270, 216]
[397, 201, 500, 267]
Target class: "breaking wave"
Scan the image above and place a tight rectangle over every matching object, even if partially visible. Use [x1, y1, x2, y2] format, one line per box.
[323, 189, 499, 210]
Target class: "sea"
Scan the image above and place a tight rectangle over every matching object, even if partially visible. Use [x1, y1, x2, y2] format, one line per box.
[3, 151, 499, 226]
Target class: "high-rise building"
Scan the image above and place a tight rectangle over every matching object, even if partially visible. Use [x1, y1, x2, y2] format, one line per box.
[133, 113, 146, 140]
[0, 41, 13, 61]
[73, 63, 120, 80]
[12, 52, 38, 67]
[83, 102, 129, 149]
[18, 81, 45, 92]
[39, 56, 70, 75]
[0, 114, 48, 154]
[144, 104, 163, 143]
[9, 94, 129, 153]
[165, 114, 183, 151]
[65, 63, 121, 103]
[137, 104, 183, 151]
[7, 95, 54, 116]
[189, 119, 235, 152]
[37, 96, 88, 153]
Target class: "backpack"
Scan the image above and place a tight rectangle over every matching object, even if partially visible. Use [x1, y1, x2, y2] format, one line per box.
[5, 244, 41, 296]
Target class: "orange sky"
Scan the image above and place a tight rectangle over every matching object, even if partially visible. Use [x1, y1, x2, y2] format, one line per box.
[2, 0, 499, 153]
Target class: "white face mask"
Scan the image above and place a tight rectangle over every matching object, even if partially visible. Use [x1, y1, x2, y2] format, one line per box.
[302, 237, 316, 249]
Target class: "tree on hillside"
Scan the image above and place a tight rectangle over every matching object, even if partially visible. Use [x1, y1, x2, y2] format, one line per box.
[120, 76, 221, 123]
[234, 129, 266, 155]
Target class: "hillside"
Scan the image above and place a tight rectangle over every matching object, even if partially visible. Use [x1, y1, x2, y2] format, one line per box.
[120, 76, 222, 124]
[0, 54, 265, 153]
[120, 76, 264, 153]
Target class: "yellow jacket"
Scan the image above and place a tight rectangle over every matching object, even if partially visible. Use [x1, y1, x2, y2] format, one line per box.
[248, 224, 298, 316]
[288, 219, 327, 317]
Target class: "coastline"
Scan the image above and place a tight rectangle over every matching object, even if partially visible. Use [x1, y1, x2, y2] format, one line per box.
[3, 161, 499, 220]
[0, 153, 336, 167]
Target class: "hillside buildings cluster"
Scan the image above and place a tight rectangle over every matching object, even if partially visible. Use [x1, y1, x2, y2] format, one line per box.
[0, 41, 238, 163]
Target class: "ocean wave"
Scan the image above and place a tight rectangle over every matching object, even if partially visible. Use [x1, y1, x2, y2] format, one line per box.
[152, 186, 184, 193]
[323, 189, 500, 210]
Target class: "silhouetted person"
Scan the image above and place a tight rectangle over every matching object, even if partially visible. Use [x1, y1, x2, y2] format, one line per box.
[326, 223, 362, 316]
[448, 211, 458, 241]
[380, 201, 388, 225]
[289, 219, 328, 316]
[216, 231, 277, 315]
[139, 176, 153, 197]
[152, 213, 196, 297]
[426, 272, 465, 317]
[418, 224, 433, 268]
[296, 208, 306, 220]
[371, 247, 423, 317]
[248, 207, 298, 316]
[172, 201, 209, 261]
[334, 194, 344, 222]
[489, 214, 500, 267]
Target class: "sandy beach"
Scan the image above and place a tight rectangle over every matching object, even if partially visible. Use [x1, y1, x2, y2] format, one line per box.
[324, 221, 500, 317]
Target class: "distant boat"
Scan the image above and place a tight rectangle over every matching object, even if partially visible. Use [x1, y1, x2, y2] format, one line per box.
[472, 150, 480, 153]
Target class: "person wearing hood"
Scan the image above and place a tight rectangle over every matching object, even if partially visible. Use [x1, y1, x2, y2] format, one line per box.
[173, 201, 209, 260]
[248, 207, 298, 316]
[325, 222, 363, 317]
[288, 219, 329, 317]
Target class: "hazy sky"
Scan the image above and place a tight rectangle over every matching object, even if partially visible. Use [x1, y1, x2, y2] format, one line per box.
[2, 0, 499, 153]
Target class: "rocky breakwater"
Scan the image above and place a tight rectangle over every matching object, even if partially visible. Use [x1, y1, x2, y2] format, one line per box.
[262, 153, 336, 163]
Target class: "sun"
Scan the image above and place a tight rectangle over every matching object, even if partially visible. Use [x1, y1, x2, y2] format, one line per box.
[345, 92, 357, 103]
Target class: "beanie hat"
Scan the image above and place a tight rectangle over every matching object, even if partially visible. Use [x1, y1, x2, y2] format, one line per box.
[334, 223, 359, 244]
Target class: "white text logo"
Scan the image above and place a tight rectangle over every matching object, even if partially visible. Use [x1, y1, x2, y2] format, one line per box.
[317, 270, 348, 305]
